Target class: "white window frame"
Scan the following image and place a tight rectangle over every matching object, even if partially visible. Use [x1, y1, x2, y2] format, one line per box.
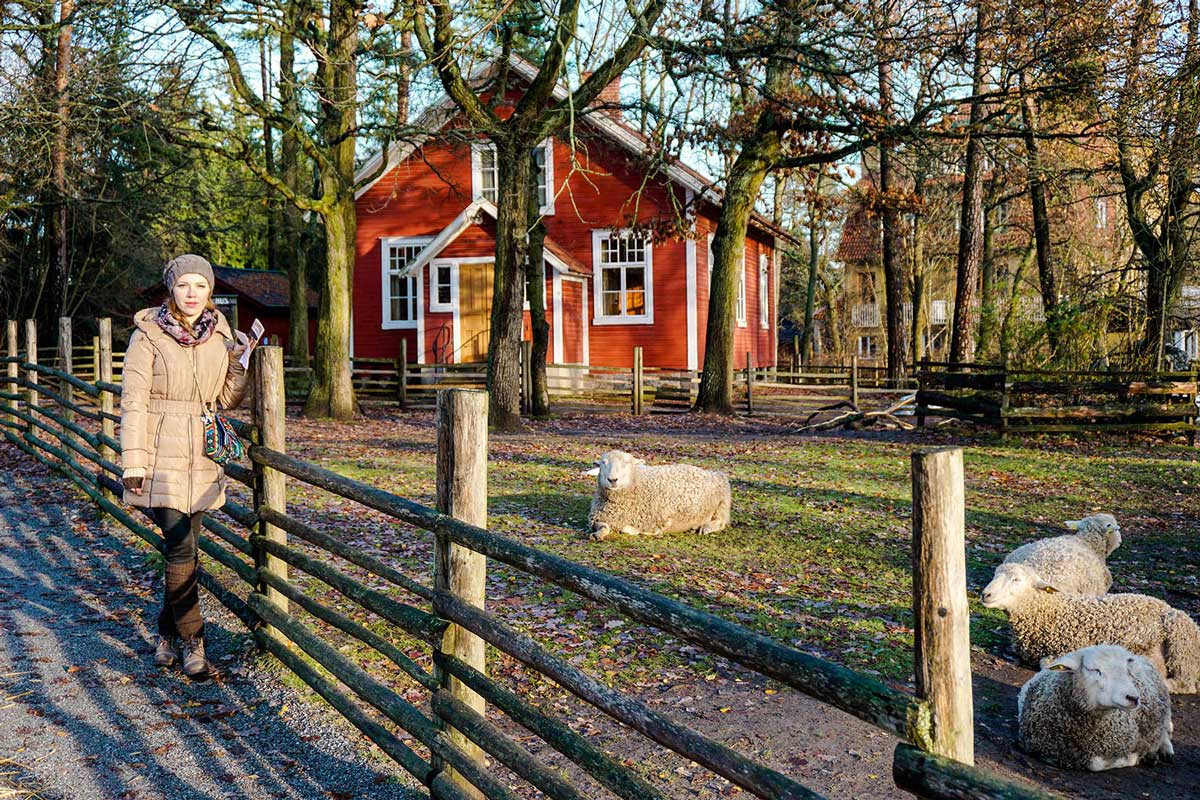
[759, 253, 769, 329]
[1096, 197, 1108, 229]
[471, 142, 499, 204]
[592, 229, 654, 325]
[429, 261, 456, 313]
[381, 237, 431, 329]
[472, 139, 554, 215]
[857, 334, 877, 357]
[736, 257, 747, 327]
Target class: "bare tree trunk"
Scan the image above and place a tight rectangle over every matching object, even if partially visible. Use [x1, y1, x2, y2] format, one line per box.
[910, 174, 928, 362]
[975, 183, 1000, 360]
[878, 60, 905, 381]
[527, 150, 551, 417]
[280, 0, 309, 365]
[694, 131, 780, 413]
[50, 0, 75, 322]
[398, 28, 412, 123]
[260, 15, 278, 272]
[487, 137, 534, 430]
[801, 195, 820, 365]
[304, 0, 359, 420]
[1019, 73, 1058, 354]
[949, 4, 988, 364]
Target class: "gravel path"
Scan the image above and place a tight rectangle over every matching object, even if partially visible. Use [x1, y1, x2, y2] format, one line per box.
[0, 443, 423, 800]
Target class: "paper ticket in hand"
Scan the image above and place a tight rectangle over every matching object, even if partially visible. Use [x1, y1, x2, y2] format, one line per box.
[235, 319, 265, 369]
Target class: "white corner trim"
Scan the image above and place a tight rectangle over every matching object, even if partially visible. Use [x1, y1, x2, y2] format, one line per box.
[552, 271, 564, 364]
[539, 137, 555, 216]
[686, 239, 698, 371]
[760, 253, 770, 330]
[581, 279, 590, 365]
[416, 265, 426, 364]
[591, 229, 654, 325]
[736, 258, 747, 328]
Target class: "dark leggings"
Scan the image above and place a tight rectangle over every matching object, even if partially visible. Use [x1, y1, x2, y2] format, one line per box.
[151, 507, 205, 640]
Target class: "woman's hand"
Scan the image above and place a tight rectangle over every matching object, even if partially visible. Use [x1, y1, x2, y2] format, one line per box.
[229, 341, 248, 362]
[123, 476, 144, 494]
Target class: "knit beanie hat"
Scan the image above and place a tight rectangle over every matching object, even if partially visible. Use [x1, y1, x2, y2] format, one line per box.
[162, 254, 215, 290]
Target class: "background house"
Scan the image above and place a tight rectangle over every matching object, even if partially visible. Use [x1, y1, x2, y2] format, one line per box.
[351, 57, 790, 371]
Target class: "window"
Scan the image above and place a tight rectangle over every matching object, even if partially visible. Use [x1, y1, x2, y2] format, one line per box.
[759, 254, 769, 329]
[430, 262, 454, 313]
[593, 231, 653, 324]
[381, 238, 430, 328]
[707, 233, 715, 287]
[857, 335, 877, 357]
[472, 139, 554, 214]
[213, 295, 237, 331]
[472, 143, 498, 204]
[1096, 198, 1109, 229]
[736, 260, 746, 326]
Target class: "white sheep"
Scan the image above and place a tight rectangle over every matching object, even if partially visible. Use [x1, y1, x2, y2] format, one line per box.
[981, 563, 1200, 693]
[1018, 644, 1174, 771]
[585, 450, 730, 541]
[999, 513, 1122, 595]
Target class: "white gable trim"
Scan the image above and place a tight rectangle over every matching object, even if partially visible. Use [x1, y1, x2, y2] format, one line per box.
[686, 239, 698, 371]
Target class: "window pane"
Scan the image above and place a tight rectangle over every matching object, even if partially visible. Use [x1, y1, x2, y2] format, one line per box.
[626, 267, 645, 292]
[625, 290, 645, 316]
[602, 267, 621, 293]
[535, 145, 547, 207]
[603, 291, 621, 316]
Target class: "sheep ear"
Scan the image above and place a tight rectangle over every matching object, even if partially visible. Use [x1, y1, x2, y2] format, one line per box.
[1043, 651, 1081, 671]
[583, 467, 600, 476]
[1032, 576, 1059, 593]
[1064, 519, 1081, 530]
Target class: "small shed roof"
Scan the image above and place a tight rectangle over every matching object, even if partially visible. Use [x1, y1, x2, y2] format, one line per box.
[213, 266, 318, 309]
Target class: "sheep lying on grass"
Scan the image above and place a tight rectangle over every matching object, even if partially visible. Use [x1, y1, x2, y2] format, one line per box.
[981, 563, 1200, 693]
[585, 450, 730, 541]
[1018, 644, 1173, 771]
[999, 513, 1122, 595]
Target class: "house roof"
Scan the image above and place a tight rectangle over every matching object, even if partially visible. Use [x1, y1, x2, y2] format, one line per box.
[835, 204, 880, 264]
[212, 266, 318, 309]
[354, 53, 801, 248]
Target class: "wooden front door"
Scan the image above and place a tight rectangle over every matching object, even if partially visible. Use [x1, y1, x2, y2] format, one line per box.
[457, 261, 493, 363]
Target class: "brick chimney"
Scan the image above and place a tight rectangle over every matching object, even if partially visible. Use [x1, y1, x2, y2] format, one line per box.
[582, 71, 623, 119]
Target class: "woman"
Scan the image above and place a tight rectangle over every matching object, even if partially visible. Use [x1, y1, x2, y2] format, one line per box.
[120, 254, 249, 679]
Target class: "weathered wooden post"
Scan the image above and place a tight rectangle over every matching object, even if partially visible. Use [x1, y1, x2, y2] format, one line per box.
[631, 346, 644, 415]
[252, 346, 288, 641]
[916, 357, 928, 428]
[792, 334, 800, 377]
[98, 319, 116, 502]
[745, 351, 754, 415]
[92, 335, 100, 383]
[851, 355, 860, 409]
[912, 447, 974, 765]
[58, 317, 75, 446]
[24, 320, 37, 433]
[397, 339, 408, 410]
[435, 388, 488, 798]
[4, 320, 17, 422]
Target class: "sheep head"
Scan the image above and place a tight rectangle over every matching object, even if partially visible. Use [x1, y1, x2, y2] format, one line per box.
[981, 563, 1058, 610]
[588, 450, 645, 493]
[1065, 513, 1122, 555]
[1043, 645, 1143, 712]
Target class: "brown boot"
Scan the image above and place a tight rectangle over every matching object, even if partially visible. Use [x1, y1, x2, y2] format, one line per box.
[181, 636, 210, 679]
[154, 635, 180, 667]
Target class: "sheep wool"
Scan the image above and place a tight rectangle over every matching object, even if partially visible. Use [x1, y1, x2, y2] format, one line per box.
[587, 450, 731, 540]
[1018, 645, 1173, 771]
[982, 563, 1200, 694]
[1001, 513, 1120, 595]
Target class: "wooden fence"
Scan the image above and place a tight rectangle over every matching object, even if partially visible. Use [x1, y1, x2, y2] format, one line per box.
[0, 317, 1064, 800]
[279, 347, 914, 418]
[915, 360, 1200, 442]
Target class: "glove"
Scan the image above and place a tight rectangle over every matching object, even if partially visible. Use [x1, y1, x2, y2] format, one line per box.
[123, 476, 144, 494]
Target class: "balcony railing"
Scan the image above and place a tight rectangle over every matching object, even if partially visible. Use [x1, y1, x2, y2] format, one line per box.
[851, 303, 881, 327]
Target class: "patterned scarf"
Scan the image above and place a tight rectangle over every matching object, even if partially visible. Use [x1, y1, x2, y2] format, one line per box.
[154, 301, 217, 347]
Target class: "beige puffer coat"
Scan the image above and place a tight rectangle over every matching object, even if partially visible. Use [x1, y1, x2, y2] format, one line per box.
[119, 307, 249, 514]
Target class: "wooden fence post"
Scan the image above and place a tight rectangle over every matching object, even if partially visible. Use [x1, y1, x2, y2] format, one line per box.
[24, 320, 37, 433]
[435, 388, 489, 798]
[851, 355, 860, 409]
[58, 317, 75, 447]
[745, 351, 753, 415]
[631, 346, 644, 415]
[911, 447, 974, 765]
[916, 357, 928, 428]
[91, 335, 99, 382]
[5, 320, 17, 422]
[252, 346, 289, 642]
[397, 339, 408, 410]
[792, 335, 800, 376]
[98, 319, 116, 502]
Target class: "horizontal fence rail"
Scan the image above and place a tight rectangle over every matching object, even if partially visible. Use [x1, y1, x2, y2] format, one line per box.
[0, 317, 1067, 800]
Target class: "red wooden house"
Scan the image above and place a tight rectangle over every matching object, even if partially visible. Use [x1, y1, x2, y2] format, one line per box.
[352, 56, 792, 370]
